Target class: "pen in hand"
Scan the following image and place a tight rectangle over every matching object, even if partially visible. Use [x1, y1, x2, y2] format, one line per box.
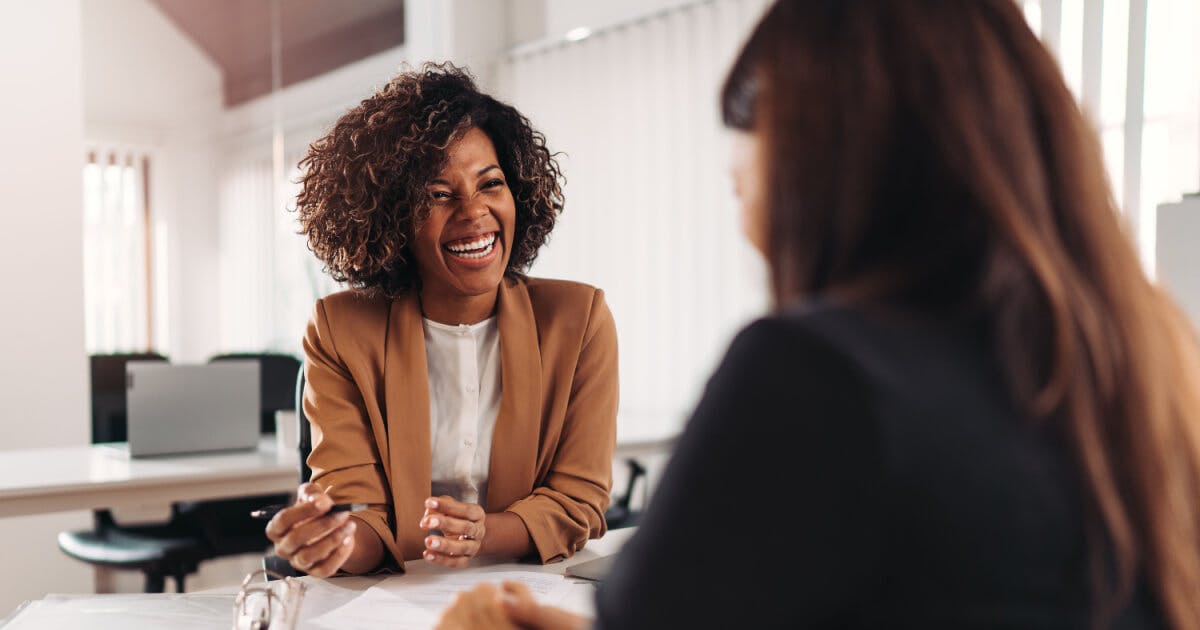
[249, 502, 369, 521]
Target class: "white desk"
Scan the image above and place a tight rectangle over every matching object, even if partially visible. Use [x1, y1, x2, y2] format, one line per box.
[0, 430, 673, 520]
[0, 438, 298, 518]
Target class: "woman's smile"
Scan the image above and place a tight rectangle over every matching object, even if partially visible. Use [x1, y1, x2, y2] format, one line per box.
[443, 231, 501, 266]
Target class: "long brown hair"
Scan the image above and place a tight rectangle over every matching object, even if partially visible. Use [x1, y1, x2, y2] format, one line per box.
[726, 0, 1200, 626]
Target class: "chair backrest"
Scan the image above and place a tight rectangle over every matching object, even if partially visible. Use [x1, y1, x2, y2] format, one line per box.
[90, 353, 169, 443]
[295, 366, 313, 483]
[209, 353, 301, 434]
[261, 368, 313, 583]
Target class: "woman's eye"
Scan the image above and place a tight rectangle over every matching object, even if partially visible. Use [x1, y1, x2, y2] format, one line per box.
[484, 179, 505, 189]
[431, 191, 452, 200]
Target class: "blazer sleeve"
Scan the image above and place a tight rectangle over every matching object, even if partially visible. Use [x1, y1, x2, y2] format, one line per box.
[303, 299, 403, 571]
[505, 289, 619, 563]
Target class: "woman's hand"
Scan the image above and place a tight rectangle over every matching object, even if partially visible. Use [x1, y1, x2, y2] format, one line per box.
[421, 496, 486, 567]
[434, 583, 520, 630]
[435, 581, 589, 630]
[265, 483, 356, 578]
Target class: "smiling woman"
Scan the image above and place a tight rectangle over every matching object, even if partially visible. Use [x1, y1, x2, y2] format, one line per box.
[268, 63, 619, 578]
[412, 127, 519, 324]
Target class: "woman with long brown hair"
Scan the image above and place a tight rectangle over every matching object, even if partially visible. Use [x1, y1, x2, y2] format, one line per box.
[436, 0, 1200, 627]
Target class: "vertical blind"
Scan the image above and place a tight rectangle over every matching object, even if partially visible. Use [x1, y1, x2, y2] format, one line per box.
[218, 154, 275, 353]
[219, 138, 341, 357]
[496, 0, 773, 440]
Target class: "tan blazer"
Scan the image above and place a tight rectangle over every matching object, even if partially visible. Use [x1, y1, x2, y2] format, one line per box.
[302, 276, 617, 569]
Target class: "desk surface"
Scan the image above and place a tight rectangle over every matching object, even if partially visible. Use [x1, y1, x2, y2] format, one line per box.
[0, 438, 298, 518]
[247, 527, 635, 628]
[2, 528, 637, 629]
[296, 524, 635, 591]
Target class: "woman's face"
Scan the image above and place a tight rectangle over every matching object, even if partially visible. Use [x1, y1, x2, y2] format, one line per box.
[730, 129, 767, 256]
[412, 126, 517, 299]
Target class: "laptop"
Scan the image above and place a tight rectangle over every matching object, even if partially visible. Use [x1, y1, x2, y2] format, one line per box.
[122, 361, 261, 457]
[564, 554, 616, 582]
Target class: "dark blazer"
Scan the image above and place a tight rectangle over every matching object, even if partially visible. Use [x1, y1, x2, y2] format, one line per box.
[595, 301, 1165, 629]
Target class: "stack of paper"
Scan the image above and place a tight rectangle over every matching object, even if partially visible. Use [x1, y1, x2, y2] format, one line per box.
[306, 570, 595, 630]
[2, 593, 232, 630]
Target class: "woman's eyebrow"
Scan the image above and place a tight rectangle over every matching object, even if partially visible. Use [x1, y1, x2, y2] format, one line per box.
[428, 165, 500, 186]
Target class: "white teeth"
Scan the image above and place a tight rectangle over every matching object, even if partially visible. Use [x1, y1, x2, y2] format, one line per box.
[448, 240, 495, 259]
[445, 233, 496, 253]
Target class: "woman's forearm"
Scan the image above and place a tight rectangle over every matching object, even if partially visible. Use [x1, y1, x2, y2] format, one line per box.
[480, 511, 534, 559]
[339, 518, 385, 574]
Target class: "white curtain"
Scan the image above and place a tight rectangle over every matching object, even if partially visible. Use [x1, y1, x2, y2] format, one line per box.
[82, 149, 151, 354]
[496, 0, 773, 441]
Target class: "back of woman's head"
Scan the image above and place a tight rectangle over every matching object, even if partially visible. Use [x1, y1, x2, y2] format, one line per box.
[725, 1, 1200, 626]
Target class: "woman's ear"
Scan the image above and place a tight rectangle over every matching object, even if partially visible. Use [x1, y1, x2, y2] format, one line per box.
[730, 130, 767, 257]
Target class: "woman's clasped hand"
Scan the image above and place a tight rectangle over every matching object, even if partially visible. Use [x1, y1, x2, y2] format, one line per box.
[420, 496, 487, 567]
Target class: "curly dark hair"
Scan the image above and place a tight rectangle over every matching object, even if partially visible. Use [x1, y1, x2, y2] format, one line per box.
[295, 62, 564, 297]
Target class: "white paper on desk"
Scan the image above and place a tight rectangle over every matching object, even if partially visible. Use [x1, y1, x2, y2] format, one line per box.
[2, 593, 231, 630]
[305, 571, 584, 630]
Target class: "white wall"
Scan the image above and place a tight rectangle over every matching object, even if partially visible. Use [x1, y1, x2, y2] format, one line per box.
[507, 0, 702, 47]
[1157, 196, 1200, 331]
[543, 0, 700, 38]
[406, 0, 509, 89]
[82, 0, 224, 363]
[0, 0, 93, 615]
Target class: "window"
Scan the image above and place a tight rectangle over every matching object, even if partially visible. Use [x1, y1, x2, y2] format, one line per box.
[82, 149, 157, 354]
[1024, 0, 1200, 274]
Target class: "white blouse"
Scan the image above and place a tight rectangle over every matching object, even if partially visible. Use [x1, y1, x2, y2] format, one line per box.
[423, 316, 502, 506]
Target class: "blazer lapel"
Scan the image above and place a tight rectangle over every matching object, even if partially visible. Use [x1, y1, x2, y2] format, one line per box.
[486, 277, 543, 511]
[384, 291, 433, 561]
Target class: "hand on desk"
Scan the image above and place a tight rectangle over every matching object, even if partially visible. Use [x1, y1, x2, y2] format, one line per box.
[435, 581, 589, 630]
[421, 496, 486, 568]
[265, 483, 357, 578]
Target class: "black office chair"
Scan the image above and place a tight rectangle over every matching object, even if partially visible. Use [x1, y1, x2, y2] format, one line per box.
[263, 367, 311, 580]
[297, 366, 313, 484]
[88, 353, 168, 443]
[59, 353, 209, 593]
[605, 458, 648, 530]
